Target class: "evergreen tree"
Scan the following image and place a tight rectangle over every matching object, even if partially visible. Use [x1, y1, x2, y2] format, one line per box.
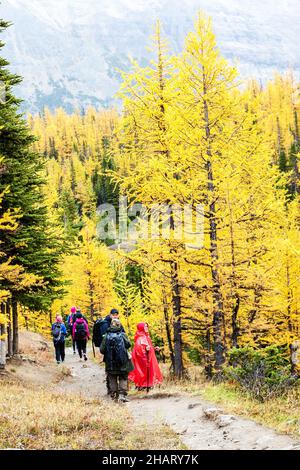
[0, 19, 64, 354]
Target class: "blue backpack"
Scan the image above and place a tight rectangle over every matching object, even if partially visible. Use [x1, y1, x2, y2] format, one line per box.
[52, 323, 62, 342]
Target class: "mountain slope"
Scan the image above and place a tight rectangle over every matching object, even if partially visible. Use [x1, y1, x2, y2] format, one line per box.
[1, 0, 300, 112]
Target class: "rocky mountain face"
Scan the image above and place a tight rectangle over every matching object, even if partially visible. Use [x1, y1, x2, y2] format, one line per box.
[1, 0, 299, 113]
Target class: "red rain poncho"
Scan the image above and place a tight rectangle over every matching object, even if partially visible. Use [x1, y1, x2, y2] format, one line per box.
[128, 322, 163, 388]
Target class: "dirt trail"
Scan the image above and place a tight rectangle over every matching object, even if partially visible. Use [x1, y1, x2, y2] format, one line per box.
[11, 337, 300, 450]
[55, 347, 107, 398]
[129, 395, 300, 450]
[54, 348, 300, 450]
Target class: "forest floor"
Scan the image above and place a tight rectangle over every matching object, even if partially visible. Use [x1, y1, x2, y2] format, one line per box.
[1, 331, 300, 450]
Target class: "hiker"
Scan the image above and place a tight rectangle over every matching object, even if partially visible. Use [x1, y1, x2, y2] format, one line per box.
[93, 309, 123, 349]
[92, 314, 103, 350]
[95, 308, 125, 394]
[128, 322, 163, 390]
[67, 306, 77, 354]
[51, 314, 68, 364]
[100, 318, 132, 402]
[72, 310, 90, 361]
[75, 307, 89, 324]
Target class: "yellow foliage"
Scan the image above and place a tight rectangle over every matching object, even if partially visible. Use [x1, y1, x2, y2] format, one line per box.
[21, 14, 300, 373]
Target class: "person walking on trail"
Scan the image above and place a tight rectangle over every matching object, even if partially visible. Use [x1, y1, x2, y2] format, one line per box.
[128, 322, 163, 391]
[92, 313, 103, 349]
[51, 314, 68, 365]
[67, 306, 77, 354]
[72, 311, 90, 361]
[94, 308, 125, 394]
[100, 318, 132, 402]
[75, 307, 89, 324]
[93, 309, 124, 350]
[94, 309, 124, 348]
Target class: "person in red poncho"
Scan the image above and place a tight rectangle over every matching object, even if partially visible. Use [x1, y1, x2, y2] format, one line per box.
[128, 322, 163, 390]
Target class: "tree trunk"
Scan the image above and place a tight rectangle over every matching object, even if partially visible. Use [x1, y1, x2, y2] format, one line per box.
[124, 303, 131, 336]
[169, 210, 184, 378]
[203, 87, 225, 371]
[6, 301, 13, 358]
[286, 255, 293, 333]
[0, 303, 6, 369]
[248, 287, 261, 323]
[204, 326, 213, 378]
[12, 296, 19, 355]
[163, 297, 175, 371]
[170, 259, 184, 377]
[87, 270, 95, 322]
[231, 294, 240, 348]
[228, 196, 240, 348]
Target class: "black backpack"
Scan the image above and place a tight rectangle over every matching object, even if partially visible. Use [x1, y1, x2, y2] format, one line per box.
[92, 319, 103, 347]
[106, 331, 127, 369]
[74, 322, 86, 340]
[52, 322, 62, 342]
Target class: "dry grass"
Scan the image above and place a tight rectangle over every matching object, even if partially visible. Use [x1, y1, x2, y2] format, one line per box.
[53, 365, 73, 383]
[0, 375, 183, 450]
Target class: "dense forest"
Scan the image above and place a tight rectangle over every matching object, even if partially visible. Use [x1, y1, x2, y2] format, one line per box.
[0, 15, 299, 381]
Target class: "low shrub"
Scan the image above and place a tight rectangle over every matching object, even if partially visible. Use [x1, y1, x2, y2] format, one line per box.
[225, 346, 297, 402]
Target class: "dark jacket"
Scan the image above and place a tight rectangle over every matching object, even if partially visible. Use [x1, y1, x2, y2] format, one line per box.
[100, 315, 111, 334]
[100, 326, 131, 374]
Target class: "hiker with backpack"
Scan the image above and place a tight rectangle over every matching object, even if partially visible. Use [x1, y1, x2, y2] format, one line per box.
[128, 322, 163, 391]
[51, 315, 68, 364]
[93, 308, 125, 394]
[72, 310, 90, 361]
[67, 306, 77, 354]
[100, 318, 132, 402]
[93, 308, 124, 349]
[92, 314, 103, 350]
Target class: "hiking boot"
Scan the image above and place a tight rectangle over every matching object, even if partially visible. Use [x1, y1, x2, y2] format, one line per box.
[110, 392, 118, 402]
[73, 351, 76, 355]
[118, 395, 129, 403]
[57, 361, 60, 365]
[84, 354, 88, 361]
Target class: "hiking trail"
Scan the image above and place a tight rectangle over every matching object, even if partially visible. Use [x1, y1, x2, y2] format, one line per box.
[10, 333, 300, 451]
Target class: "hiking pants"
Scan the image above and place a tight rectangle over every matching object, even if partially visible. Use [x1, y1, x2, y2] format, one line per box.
[101, 353, 111, 394]
[72, 337, 76, 352]
[107, 373, 128, 398]
[54, 340, 65, 362]
[76, 339, 87, 358]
